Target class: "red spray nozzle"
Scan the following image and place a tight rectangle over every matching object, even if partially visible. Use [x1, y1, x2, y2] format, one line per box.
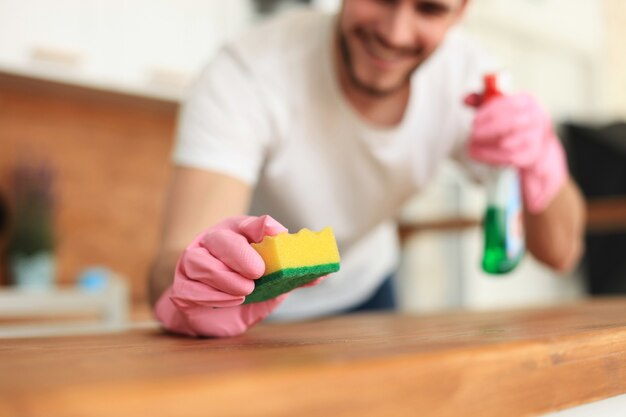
[482, 73, 503, 103]
[464, 73, 505, 108]
[482, 73, 502, 103]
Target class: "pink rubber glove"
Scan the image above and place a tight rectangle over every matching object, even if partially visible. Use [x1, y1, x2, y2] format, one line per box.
[465, 93, 568, 214]
[154, 215, 289, 338]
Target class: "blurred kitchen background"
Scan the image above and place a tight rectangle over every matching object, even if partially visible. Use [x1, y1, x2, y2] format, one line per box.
[0, 0, 625, 336]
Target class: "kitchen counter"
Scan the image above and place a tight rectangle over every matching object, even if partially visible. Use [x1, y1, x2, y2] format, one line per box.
[2, 298, 626, 416]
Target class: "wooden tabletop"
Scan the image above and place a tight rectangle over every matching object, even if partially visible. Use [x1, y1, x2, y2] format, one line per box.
[2, 298, 626, 417]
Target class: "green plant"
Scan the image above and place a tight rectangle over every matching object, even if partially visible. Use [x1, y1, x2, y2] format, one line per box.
[7, 163, 55, 257]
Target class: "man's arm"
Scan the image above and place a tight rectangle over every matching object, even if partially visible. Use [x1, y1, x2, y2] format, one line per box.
[524, 176, 586, 273]
[148, 166, 252, 307]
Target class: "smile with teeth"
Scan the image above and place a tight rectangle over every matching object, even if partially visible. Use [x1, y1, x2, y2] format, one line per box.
[361, 31, 417, 63]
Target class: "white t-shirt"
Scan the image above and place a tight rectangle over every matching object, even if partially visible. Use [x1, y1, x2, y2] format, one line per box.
[173, 9, 496, 320]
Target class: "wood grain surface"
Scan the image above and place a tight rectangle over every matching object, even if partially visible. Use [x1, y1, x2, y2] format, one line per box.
[1, 298, 626, 417]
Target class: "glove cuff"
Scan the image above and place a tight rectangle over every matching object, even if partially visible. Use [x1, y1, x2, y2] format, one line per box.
[520, 134, 568, 214]
[154, 285, 289, 338]
[154, 287, 198, 337]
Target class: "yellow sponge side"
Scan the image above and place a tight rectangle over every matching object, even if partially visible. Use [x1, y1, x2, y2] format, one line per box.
[251, 227, 340, 276]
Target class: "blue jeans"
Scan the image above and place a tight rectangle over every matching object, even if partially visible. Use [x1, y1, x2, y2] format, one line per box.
[344, 274, 397, 313]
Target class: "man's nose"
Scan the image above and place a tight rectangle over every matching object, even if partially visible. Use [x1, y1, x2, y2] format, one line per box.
[379, 5, 417, 49]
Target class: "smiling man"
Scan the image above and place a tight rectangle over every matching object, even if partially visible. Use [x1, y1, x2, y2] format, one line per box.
[339, 0, 460, 94]
[149, 0, 585, 337]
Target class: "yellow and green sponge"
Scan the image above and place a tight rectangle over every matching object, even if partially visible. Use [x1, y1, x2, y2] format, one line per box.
[243, 227, 341, 304]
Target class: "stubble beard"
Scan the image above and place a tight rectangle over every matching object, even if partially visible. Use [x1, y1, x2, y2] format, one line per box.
[338, 30, 415, 98]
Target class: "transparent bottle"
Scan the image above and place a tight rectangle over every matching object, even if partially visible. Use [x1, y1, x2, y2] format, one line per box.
[482, 167, 524, 274]
[477, 74, 525, 274]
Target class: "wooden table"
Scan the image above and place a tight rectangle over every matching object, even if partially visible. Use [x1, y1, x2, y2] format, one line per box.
[2, 298, 626, 417]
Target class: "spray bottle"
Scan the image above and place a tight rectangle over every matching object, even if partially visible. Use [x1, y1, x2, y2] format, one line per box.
[476, 74, 525, 274]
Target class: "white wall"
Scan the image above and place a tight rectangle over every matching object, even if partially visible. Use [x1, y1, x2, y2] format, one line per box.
[601, 0, 626, 120]
[462, 0, 606, 122]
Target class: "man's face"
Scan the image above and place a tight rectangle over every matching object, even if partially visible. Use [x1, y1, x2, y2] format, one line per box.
[338, 0, 467, 97]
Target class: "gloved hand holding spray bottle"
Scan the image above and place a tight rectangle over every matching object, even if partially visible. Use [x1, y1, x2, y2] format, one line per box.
[468, 73, 525, 274]
[466, 73, 569, 274]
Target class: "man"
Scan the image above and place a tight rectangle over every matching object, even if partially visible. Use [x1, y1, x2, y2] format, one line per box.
[149, 0, 585, 337]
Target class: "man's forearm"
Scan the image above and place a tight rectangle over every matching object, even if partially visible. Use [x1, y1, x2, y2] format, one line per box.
[524, 177, 586, 272]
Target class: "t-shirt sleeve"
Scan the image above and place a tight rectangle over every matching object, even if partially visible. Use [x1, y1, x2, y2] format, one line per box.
[172, 46, 276, 185]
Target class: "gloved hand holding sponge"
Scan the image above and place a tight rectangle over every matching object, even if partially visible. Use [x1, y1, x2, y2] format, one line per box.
[154, 215, 340, 337]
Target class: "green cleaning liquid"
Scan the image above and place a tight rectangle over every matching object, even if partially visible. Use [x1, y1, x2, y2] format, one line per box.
[474, 73, 524, 274]
[482, 167, 525, 275]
